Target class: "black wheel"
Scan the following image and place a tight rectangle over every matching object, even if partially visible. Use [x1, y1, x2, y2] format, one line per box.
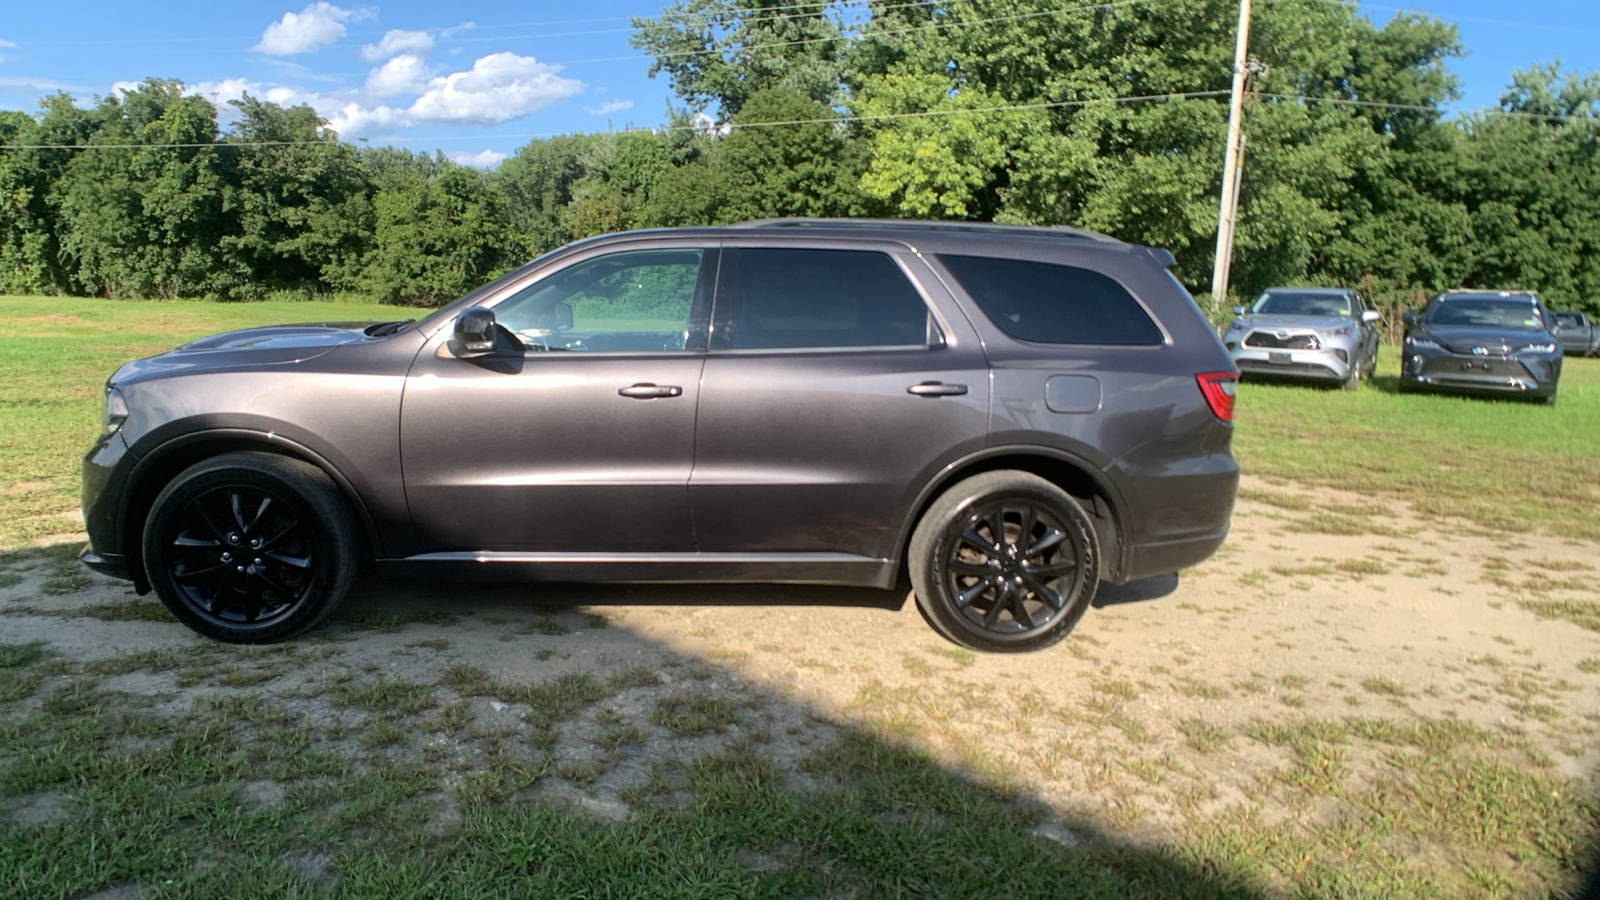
[1341, 363, 1359, 391]
[1542, 393, 1557, 407]
[143, 452, 358, 643]
[908, 471, 1100, 653]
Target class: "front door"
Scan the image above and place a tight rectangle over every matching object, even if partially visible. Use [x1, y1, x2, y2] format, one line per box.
[401, 247, 715, 553]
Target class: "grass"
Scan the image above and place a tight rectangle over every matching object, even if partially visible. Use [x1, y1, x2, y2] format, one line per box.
[0, 296, 421, 547]
[1234, 354, 1600, 539]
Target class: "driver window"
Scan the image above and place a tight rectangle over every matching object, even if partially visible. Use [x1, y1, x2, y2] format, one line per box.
[493, 249, 705, 352]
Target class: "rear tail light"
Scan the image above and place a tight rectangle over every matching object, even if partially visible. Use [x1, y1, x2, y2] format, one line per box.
[1196, 372, 1238, 422]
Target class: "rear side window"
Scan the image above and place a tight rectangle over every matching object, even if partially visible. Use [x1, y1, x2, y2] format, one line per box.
[716, 248, 932, 350]
[939, 255, 1163, 346]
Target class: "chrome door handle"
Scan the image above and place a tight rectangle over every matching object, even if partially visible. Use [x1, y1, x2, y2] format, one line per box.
[618, 383, 683, 399]
[907, 381, 968, 397]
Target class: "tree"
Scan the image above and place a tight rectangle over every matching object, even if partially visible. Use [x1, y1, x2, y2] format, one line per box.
[358, 154, 521, 305]
[217, 95, 372, 298]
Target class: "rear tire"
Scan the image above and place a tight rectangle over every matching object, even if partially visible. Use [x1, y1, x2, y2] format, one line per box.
[908, 471, 1100, 653]
[143, 452, 358, 643]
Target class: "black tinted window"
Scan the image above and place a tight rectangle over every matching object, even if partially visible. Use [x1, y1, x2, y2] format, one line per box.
[938, 256, 1163, 345]
[719, 249, 931, 350]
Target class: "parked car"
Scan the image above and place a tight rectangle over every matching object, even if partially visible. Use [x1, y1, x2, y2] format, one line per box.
[81, 219, 1240, 653]
[1399, 291, 1563, 404]
[1550, 310, 1597, 357]
[1222, 287, 1380, 389]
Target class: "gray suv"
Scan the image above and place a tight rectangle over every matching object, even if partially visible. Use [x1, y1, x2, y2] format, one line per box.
[81, 219, 1240, 653]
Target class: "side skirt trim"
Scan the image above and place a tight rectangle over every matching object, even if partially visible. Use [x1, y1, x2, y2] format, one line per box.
[376, 551, 898, 589]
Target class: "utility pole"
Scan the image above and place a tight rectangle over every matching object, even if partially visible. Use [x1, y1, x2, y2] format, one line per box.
[1210, 0, 1252, 308]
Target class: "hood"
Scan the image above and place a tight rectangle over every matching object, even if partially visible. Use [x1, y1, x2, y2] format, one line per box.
[1414, 323, 1552, 354]
[112, 322, 385, 384]
[1233, 313, 1353, 333]
[178, 322, 380, 353]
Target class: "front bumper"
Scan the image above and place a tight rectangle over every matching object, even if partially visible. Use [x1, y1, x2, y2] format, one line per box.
[81, 430, 136, 582]
[1228, 345, 1352, 383]
[1399, 347, 1559, 397]
[81, 549, 131, 580]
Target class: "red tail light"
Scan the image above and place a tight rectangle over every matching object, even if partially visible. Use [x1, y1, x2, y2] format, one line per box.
[1196, 372, 1238, 422]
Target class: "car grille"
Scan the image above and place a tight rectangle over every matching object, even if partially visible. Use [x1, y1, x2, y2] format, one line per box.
[1421, 356, 1530, 379]
[1245, 331, 1320, 350]
[1444, 340, 1511, 355]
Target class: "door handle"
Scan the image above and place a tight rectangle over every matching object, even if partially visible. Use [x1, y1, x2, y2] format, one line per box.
[618, 383, 683, 399]
[907, 381, 968, 397]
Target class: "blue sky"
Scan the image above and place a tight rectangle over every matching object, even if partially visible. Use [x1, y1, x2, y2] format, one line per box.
[0, 0, 1593, 168]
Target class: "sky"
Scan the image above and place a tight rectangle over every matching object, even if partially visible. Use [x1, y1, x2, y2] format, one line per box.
[0, 0, 1594, 169]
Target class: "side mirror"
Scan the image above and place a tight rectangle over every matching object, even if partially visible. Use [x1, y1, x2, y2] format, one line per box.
[551, 301, 574, 331]
[1361, 310, 1380, 324]
[1231, 306, 1245, 317]
[1401, 310, 1417, 327]
[448, 307, 498, 359]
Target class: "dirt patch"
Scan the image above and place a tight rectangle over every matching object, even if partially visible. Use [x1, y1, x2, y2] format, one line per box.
[2, 474, 1597, 894]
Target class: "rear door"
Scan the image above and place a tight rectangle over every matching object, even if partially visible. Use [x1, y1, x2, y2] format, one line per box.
[688, 243, 990, 560]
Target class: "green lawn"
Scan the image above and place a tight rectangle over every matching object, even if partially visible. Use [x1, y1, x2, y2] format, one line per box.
[1233, 353, 1600, 540]
[0, 296, 420, 547]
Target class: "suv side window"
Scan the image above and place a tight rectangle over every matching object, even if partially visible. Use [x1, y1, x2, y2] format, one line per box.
[937, 255, 1163, 346]
[713, 248, 933, 350]
[493, 249, 710, 352]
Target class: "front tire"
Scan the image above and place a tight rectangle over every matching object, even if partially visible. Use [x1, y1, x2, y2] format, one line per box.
[143, 452, 358, 643]
[908, 471, 1100, 653]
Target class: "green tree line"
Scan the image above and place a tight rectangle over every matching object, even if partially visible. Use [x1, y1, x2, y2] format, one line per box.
[1, 0, 1596, 310]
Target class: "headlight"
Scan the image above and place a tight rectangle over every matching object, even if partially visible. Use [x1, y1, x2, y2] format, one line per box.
[1406, 337, 1442, 350]
[1225, 320, 1245, 333]
[1516, 342, 1557, 353]
[102, 387, 129, 435]
[1324, 323, 1355, 337]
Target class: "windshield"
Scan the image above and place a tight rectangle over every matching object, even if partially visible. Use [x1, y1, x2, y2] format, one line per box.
[1251, 291, 1350, 317]
[1426, 299, 1544, 330]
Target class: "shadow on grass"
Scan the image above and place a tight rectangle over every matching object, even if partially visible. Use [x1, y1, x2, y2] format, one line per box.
[0, 561, 1287, 899]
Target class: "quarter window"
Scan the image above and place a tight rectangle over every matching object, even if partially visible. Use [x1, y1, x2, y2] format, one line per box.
[715, 249, 933, 350]
[938, 255, 1163, 345]
[493, 249, 706, 352]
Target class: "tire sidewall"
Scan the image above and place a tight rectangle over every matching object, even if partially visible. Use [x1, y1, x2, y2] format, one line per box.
[911, 474, 1100, 653]
[144, 454, 355, 643]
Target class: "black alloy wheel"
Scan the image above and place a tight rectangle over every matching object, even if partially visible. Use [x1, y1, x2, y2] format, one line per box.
[909, 471, 1100, 653]
[144, 452, 357, 642]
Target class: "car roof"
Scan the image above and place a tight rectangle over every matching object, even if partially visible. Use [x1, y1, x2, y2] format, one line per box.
[1436, 290, 1538, 302]
[1259, 286, 1352, 294]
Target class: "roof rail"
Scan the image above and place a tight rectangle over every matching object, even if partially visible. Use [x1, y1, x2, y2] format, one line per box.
[729, 217, 1122, 244]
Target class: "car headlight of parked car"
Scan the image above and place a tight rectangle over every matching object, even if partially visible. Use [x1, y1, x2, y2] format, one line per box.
[1515, 342, 1558, 353]
[1405, 336, 1442, 350]
[1323, 323, 1355, 337]
[102, 386, 129, 435]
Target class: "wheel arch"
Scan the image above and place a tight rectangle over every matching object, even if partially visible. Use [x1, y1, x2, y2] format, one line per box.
[895, 446, 1130, 584]
[120, 429, 380, 593]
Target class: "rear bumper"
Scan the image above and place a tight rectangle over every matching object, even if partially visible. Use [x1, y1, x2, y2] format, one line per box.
[1123, 528, 1231, 583]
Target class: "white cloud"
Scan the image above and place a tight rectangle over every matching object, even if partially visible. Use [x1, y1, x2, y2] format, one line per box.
[252, 2, 374, 56]
[365, 54, 434, 98]
[448, 149, 506, 169]
[440, 21, 475, 38]
[359, 29, 433, 63]
[409, 52, 584, 126]
[0, 75, 89, 92]
[325, 102, 410, 138]
[585, 99, 633, 116]
[0, 38, 18, 49]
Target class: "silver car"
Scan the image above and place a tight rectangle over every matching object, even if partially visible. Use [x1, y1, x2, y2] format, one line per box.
[1223, 287, 1381, 389]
